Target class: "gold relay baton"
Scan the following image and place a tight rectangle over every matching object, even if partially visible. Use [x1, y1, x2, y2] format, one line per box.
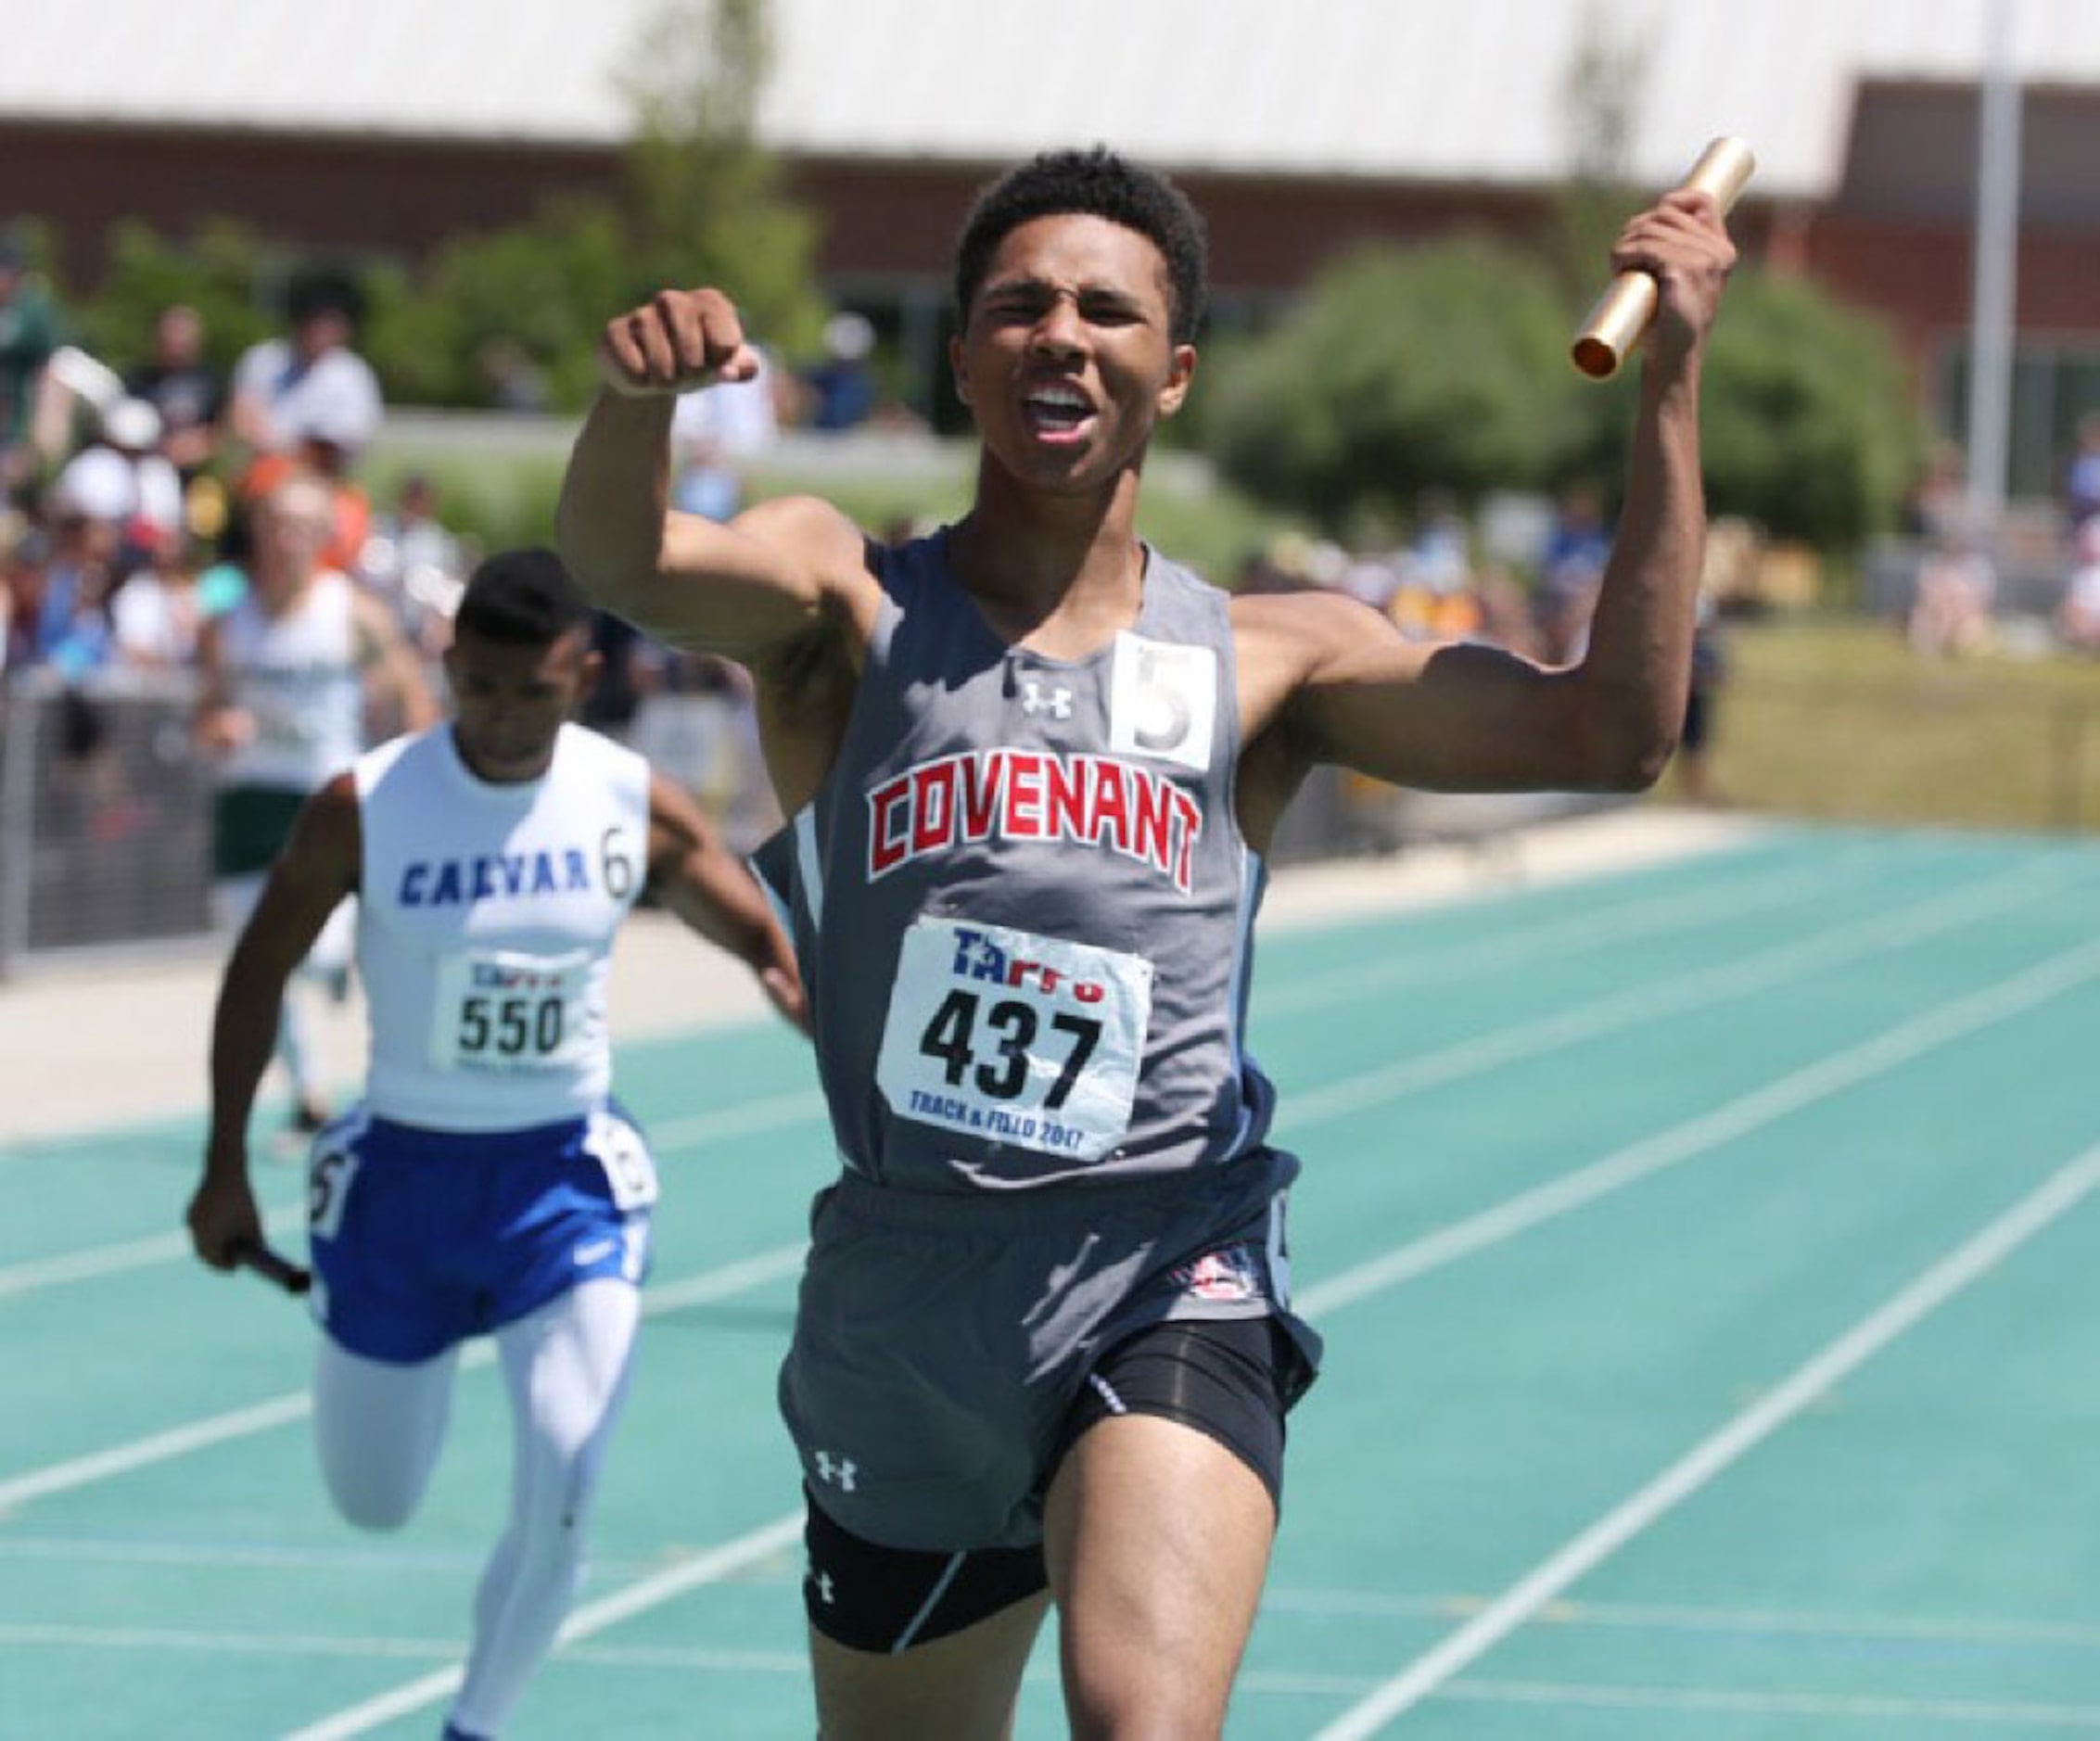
[1570, 136, 1756, 379]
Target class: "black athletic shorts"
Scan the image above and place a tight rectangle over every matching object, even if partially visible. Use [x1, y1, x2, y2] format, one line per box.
[802, 1313, 1300, 1653]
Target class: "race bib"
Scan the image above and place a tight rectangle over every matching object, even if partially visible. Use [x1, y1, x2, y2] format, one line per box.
[431, 950, 593, 1074]
[875, 917, 1152, 1163]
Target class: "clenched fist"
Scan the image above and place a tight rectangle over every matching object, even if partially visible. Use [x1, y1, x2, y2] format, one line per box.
[597, 288, 763, 398]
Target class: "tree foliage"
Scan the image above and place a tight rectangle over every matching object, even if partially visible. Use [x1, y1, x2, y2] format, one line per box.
[1203, 239, 1925, 555]
[1694, 269, 1925, 549]
[1203, 239, 1578, 538]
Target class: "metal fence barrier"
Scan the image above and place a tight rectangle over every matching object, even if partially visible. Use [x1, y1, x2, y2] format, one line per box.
[0, 668, 215, 974]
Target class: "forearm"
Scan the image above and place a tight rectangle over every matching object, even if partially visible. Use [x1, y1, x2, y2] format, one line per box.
[203, 947, 288, 1175]
[662, 874, 794, 982]
[554, 390, 678, 616]
[1577, 361, 1706, 784]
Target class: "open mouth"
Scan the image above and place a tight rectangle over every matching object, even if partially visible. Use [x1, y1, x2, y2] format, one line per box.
[1021, 383, 1095, 444]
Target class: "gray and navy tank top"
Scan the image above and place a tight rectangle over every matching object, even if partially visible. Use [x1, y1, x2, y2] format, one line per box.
[759, 531, 1290, 1196]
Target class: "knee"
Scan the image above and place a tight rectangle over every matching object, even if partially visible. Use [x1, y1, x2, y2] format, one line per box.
[318, 1450, 428, 1532]
[329, 1484, 421, 1533]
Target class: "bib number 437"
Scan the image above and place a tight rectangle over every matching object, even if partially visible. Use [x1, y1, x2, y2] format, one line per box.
[877, 918, 1151, 1163]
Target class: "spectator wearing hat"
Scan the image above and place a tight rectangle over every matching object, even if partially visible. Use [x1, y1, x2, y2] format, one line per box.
[52, 397, 185, 550]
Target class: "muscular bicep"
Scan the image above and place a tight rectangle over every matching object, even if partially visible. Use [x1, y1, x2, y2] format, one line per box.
[609, 495, 875, 666]
[1239, 591, 1598, 797]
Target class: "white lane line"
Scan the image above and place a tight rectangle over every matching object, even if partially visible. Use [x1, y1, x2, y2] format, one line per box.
[0, 1205, 304, 1301]
[2, 859, 2055, 1305]
[1285, 858, 2073, 1128]
[14, 1623, 2100, 1730]
[1263, 1587, 2100, 1648]
[0, 1244, 807, 1514]
[1312, 1139, 2100, 1739]
[1440, 1678, 2100, 1729]
[1297, 934, 2100, 1315]
[279, 1512, 805, 1741]
[1259, 853, 1888, 1017]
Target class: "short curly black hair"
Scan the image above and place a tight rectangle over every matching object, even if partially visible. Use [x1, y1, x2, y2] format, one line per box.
[953, 146, 1209, 346]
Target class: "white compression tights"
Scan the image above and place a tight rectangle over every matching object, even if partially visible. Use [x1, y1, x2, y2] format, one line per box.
[312, 1277, 643, 1739]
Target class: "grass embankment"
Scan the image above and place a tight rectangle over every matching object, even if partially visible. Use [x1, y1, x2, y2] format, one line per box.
[1695, 615, 2100, 834]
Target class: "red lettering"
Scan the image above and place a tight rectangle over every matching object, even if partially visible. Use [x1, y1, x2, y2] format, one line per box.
[1172, 789, 1203, 893]
[911, 761, 956, 857]
[1091, 760, 1131, 855]
[1043, 755, 1088, 841]
[1129, 768, 1175, 873]
[868, 779, 910, 876]
[1075, 981, 1104, 1004]
[958, 752, 1005, 840]
[1006, 751, 1045, 837]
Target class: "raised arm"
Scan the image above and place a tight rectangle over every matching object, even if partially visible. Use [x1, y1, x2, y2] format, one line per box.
[1236, 189, 1735, 820]
[187, 774, 361, 1269]
[554, 288, 872, 666]
[643, 770, 808, 1034]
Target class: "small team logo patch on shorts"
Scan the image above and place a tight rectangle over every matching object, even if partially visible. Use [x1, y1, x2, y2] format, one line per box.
[1173, 1243, 1260, 1304]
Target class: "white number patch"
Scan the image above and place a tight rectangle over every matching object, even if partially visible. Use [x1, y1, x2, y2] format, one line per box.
[875, 917, 1152, 1163]
[432, 950, 592, 1074]
[308, 1142, 360, 1242]
[586, 1112, 659, 1212]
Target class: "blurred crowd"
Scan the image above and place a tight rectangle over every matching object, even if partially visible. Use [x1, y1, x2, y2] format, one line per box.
[1900, 421, 2100, 660]
[1, 252, 470, 688]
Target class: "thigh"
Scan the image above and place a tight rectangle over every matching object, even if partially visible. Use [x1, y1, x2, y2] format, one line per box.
[492, 1277, 641, 1467]
[1043, 1315, 1297, 1738]
[312, 1335, 458, 1528]
[802, 1490, 1051, 1741]
[1044, 1414, 1273, 1741]
[809, 1595, 1050, 1741]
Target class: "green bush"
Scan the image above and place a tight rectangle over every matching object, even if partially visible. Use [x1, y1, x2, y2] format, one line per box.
[1203, 239, 1578, 537]
[1203, 243, 1927, 558]
[1697, 269, 1924, 550]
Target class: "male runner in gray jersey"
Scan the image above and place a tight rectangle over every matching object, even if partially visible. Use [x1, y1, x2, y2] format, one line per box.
[558, 146, 1736, 1738]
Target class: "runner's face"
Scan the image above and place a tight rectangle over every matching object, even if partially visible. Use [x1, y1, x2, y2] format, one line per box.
[951, 214, 1195, 491]
[445, 627, 597, 782]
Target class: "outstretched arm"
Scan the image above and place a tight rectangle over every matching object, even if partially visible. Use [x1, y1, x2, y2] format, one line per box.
[643, 771, 808, 1034]
[1237, 189, 1736, 808]
[186, 776, 361, 1269]
[554, 288, 872, 665]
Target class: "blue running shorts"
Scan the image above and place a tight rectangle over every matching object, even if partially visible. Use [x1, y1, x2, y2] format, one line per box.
[305, 1104, 656, 1364]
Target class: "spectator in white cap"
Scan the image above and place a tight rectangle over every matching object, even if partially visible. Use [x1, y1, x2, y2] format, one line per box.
[51, 395, 185, 548]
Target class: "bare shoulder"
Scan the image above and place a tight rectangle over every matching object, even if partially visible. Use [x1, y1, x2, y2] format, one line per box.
[284, 770, 363, 892]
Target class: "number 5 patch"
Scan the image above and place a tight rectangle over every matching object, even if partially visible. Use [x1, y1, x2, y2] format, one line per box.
[875, 917, 1153, 1163]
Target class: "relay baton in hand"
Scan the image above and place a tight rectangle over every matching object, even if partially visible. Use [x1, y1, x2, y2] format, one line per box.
[230, 1239, 312, 1297]
[1570, 136, 1756, 379]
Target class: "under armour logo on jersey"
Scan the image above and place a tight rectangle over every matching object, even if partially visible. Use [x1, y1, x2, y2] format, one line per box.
[1019, 680, 1074, 719]
[813, 1450, 859, 1492]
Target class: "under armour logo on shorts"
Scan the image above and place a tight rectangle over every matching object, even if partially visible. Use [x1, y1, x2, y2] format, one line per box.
[813, 1449, 859, 1492]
